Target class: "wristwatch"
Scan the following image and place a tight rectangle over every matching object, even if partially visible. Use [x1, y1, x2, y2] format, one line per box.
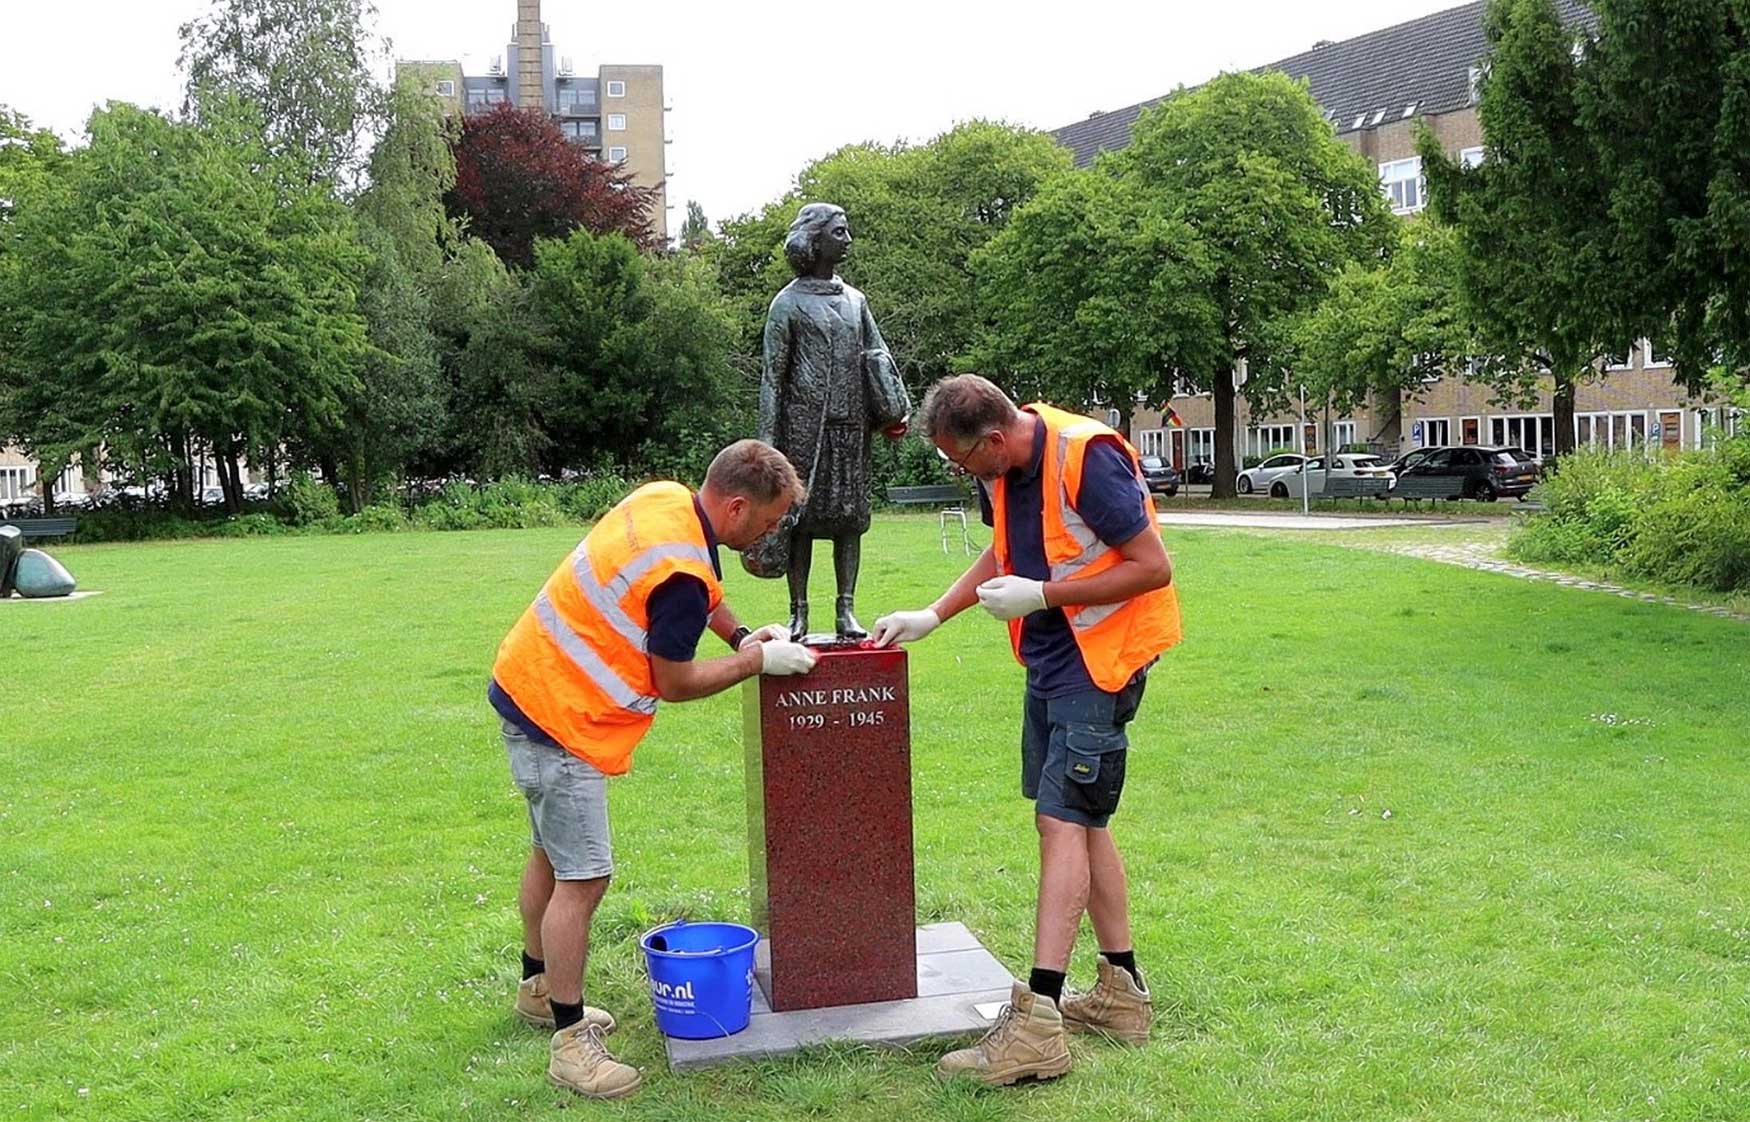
[728, 625, 753, 650]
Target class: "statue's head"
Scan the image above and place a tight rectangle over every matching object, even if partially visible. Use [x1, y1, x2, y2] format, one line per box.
[783, 203, 851, 276]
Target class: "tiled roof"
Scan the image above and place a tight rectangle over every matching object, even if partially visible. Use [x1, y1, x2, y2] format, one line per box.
[1052, 0, 1597, 167]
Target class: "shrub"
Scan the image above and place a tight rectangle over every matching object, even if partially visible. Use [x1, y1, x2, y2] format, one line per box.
[1510, 438, 1750, 592]
[557, 473, 632, 522]
[284, 472, 341, 527]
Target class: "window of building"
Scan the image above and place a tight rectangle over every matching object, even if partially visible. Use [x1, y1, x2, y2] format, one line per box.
[1303, 423, 1318, 453]
[436, 79, 455, 97]
[1247, 424, 1297, 458]
[0, 464, 35, 504]
[465, 88, 489, 110]
[1380, 157, 1424, 214]
[1576, 411, 1653, 452]
[607, 146, 627, 163]
[1643, 339, 1670, 368]
[1414, 417, 1451, 447]
[1138, 429, 1165, 457]
[607, 114, 626, 131]
[1460, 146, 1485, 169]
[1491, 414, 1555, 458]
[1605, 345, 1636, 371]
[54, 465, 85, 497]
[561, 119, 598, 141]
[606, 80, 626, 97]
[1461, 416, 1481, 445]
[1699, 406, 1742, 447]
[1188, 428, 1216, 466]
[557, 86, 597, 112]
[1334, 421, 1357, 449]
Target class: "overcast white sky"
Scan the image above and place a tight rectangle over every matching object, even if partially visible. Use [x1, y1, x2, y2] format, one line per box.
[4, 0, 1464, 226]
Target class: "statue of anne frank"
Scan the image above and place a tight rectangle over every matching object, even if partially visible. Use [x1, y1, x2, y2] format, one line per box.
[754, 203, 910, 640]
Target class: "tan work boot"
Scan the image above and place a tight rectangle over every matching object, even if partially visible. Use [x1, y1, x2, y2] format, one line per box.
[548, 1022, 641, 1100]
[935, 982, 1073, 1085]
[515, 974, 615, 1034]
[1061, 954, 1152, 1045]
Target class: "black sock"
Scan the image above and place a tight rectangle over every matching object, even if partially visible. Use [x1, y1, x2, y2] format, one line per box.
[550, 999, 584, 1031]
[521, 951, 545, 981]
[1028, 967, 1065, 1005]
[1102, 949, 1142, 988]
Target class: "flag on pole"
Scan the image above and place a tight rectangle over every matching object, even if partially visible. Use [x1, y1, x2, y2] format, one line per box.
[1164, 406, 1184, 428]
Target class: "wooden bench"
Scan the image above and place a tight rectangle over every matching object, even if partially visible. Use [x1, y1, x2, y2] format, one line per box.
[1317, 477, 1392, 503]
[1391, 475, 1465, 508]
[885, 484, 976, 554]
[0, 517, 79, 540]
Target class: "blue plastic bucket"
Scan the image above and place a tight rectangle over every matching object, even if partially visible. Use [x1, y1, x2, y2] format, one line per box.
[639, 920, 759, 1040]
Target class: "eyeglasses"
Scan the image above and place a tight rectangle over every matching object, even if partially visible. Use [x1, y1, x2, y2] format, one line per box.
[937, 435, 988, 475]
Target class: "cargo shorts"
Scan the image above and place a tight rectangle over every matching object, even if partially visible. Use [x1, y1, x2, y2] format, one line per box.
[501, 718, 615, 881]
[1021, 670, 1148, 828]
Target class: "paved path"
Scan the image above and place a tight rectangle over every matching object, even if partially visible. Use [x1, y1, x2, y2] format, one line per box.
[1381, 540, 1750, 622]
[1158, 511, 1482, 531]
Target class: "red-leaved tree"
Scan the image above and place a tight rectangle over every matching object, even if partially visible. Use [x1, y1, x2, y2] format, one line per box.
[445, 104, 658, 267]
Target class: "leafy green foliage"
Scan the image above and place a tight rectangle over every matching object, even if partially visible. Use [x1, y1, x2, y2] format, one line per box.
[178, 0, 389, 189]
[714, 121, 1071, 390]
[1512, 437, 1750, 589]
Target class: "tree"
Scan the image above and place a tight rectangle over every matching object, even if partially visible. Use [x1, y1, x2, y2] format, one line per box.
[0, 109, 69, 507]
[1576, 0, 1750, 389]
[9, 100, 370, 512]
[445, 105, 658, 268]
[1112, 71, 1396, 495]
[1290, 222, 1479, 427]
[714, 121, 1071, 392]
[679, 200, 713, 252]
[1421, 0, 1619, 458]
[179, 0, 388, 190]
[448, 227, 739, 476]
[970, 169, 1223, 417]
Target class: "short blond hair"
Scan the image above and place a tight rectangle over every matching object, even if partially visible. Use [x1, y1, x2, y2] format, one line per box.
[916, 374, 1020, 444]
[704, 439, 806, 505]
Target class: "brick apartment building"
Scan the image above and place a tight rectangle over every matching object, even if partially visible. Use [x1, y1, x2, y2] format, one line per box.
[1052, 0, 1743, 470]
[397, 0, 670, 241]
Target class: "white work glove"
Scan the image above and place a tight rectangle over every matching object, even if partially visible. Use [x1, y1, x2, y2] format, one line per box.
[738, 623, 791, 649]
[976, 576, 1047, 621]
[871, 609, 941, 648]
[759, 639, 818, 676]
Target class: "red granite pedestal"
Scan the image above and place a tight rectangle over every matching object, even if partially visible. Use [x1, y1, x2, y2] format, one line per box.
[744, 643, 918, 1011]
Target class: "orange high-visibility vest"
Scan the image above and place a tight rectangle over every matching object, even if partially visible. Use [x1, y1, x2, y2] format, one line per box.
[492, 481, 724, 775]
[989, 403, 1182, 691]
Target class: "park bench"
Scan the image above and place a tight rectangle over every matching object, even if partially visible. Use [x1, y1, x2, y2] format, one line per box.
[1316, 477, 1392, 504]
[0, 517, 79, 540]
[885, 484, 977, 554]
[1390, 474, 1466, 509]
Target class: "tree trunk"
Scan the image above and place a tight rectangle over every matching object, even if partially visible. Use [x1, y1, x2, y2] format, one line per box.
[1551, 371, 1576, 461]
[1212, 365, 1238, 499]
[220, 443, 244, 514]
[39, 469, 56, 516]
[173, 433, 195, 512]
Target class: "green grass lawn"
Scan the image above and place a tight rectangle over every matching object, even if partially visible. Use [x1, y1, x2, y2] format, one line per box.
[4, 518, 1748, 1121]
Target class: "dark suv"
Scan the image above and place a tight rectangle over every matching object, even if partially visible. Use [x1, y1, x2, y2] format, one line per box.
[1398, 446, 1540, 501]
[1138, 455, 1181, 497]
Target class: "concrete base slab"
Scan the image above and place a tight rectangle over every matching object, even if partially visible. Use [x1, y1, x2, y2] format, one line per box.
[663, 921, 1013, 1071]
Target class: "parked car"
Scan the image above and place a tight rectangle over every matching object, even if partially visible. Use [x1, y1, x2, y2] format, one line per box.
[1397, 446, 1540, 501]
[1269, 454, 1395, 498]
[1137, 455, 1180, 498]
[1236, 453, 1310, 495]
[1386, 446, 1446, 479]
[1184, 460, 1215, 486]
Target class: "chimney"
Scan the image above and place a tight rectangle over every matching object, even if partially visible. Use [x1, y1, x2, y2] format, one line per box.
[515, 0, 544, 110]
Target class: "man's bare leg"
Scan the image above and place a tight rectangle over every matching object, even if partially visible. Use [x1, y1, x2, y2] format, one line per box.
[1034, 815, 1092, 974]
[519, 847, 555, 959]
[1085, 827, 1132, 954]
[542, 877, 611, 1006]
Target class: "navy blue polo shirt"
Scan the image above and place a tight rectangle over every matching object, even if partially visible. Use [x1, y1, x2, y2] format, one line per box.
[490, 495, 723, 745]
[977, 416, 1152, 698]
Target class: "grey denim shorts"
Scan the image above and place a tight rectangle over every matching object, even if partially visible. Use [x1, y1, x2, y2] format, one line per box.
[501, 718, 615, 880]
